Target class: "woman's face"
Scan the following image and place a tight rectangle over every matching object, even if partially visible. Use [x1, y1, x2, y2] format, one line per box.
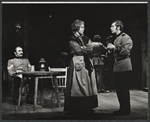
[78, 24, 85, 35]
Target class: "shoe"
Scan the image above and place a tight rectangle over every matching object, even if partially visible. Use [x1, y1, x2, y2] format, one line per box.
[98, 89, 106, 93]
[105, 90, 109, 93]
[113, 110, 130, 115]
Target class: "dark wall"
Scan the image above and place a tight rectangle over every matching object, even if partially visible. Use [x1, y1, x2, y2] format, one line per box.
[2, 4, 148, 90]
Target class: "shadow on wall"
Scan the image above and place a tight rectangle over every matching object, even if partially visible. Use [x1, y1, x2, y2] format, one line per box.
[128, 24, 147, 90]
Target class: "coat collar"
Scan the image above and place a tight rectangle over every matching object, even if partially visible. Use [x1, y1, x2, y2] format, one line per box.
[116, 32, 123, 38]
[74, 33, 84, 38]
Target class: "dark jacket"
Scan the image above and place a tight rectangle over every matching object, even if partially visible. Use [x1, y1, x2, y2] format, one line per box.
[113, 32, 133, 72]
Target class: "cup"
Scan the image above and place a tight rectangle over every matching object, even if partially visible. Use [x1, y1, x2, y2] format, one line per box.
[31, 65, 35, 72]
[48, 67, 51, 72]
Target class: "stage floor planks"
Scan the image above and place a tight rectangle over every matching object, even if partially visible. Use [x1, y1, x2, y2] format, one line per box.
[2, 89, 148, 120]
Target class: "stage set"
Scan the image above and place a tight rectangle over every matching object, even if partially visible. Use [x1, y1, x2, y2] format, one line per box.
[2, 2, 148, 120]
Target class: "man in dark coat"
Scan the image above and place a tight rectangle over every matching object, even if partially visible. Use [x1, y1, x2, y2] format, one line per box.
[108, 20, 133, 115]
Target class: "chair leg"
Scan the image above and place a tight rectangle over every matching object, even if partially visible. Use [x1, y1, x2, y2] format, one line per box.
[53, 77, 61, 107]
[18, 79, 24, 106]
[21, 84, 28, 96]
[50, 90, 56, 107]
[18, 89, 22, 106]
[50, 90, 55, 107]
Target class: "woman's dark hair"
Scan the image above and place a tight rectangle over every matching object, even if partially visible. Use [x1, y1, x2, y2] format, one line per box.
[71, 19, 84, 33]
[93, 35, 101, 42]
[112, 20, 124, 31]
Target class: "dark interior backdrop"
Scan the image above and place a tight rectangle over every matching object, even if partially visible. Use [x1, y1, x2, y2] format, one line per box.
[2, 3, 147, 90]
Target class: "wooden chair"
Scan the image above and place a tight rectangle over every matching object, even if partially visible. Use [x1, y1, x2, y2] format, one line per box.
[49, 67, 68, 107]
[11, 77, 29, 94]
[11, 76, 29, 106]
[17, 65, 34, 106]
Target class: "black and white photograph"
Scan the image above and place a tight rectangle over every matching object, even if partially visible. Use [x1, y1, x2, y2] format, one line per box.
[2, 1, 148, 120]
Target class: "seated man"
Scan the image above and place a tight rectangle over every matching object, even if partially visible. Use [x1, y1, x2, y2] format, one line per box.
[7, 46, 34, 105]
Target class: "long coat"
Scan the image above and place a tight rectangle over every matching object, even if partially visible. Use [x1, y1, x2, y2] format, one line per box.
[64, 34, 98, 112]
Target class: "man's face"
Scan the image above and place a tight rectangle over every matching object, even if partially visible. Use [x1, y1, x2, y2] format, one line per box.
[110, 22, 117, 34]
[14, 47, 23, 57]
[78, 24, 85, 35]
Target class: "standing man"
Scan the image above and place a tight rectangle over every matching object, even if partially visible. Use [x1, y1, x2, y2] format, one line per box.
[7, 46, 34, 105]
[107, 20, 133, 115]
[91, 35, 107, 93]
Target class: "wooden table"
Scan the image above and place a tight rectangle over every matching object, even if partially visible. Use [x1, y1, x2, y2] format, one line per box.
[18, 71, 61, 111]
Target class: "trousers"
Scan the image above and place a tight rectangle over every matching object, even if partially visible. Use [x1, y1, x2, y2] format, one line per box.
[94, 65, 104, 91]
[114, 71, 131, 112]
[12, 77, 34, 101]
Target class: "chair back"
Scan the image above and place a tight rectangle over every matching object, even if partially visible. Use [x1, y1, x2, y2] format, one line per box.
[49, 67, 68, 89]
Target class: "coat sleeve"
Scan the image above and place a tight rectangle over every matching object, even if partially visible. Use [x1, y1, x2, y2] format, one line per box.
[84, 39, 93, 52]
[7, 59, 17, 77]
[86, 39, 107, 53]
[115, 35, 133, 56]
[69, 41, 88, 54]
[120, 35, 133, 55]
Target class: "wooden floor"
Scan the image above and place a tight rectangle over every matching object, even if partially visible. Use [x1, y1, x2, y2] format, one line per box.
[2, 89, 148, 120]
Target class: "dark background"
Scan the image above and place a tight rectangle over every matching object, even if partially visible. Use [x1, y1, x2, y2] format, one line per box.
[2, 3, 148, 90]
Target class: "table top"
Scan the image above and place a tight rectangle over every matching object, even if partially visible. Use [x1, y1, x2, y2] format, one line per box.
[21, 71, 61, 76]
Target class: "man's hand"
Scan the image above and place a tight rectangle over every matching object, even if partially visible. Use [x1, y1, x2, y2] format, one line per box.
[107, 43, 116, 49]
[17, 74, 22, 78]
[16, 70, 23, 78]
[16, 69, 23, 73]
